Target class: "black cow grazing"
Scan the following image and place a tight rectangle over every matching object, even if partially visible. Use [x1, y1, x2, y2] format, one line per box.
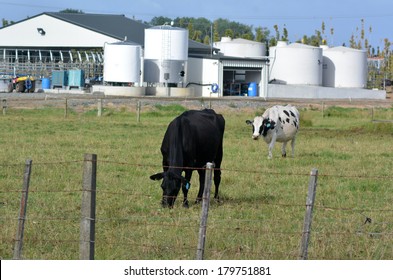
[150, 109, 225, 208]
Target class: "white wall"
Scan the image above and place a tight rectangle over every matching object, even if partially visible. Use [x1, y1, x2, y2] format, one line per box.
[0, 14, 117, 48]
[267, 84, 386, 99]
[187, 57, 220, 97]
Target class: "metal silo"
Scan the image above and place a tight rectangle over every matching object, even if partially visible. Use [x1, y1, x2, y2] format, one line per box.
[144, 25, 188, 84]
[103, 41, 141, 84]
[322, 46, 367, 88]
[269, 42, 323, 86]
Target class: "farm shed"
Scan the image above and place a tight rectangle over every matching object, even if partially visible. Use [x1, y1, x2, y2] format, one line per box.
[0, 12, 214, 94]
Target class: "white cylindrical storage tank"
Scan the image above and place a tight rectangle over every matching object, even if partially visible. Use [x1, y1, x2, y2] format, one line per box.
[103, 41, 141, 84]
[322, 46, 367, 88]
[214, 38, 266, 58]
[144, 26, 188, 84]
[269, 43, 323, 86]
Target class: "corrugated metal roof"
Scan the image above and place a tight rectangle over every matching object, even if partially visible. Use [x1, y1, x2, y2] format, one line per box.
[221, 59, 267, 68]
[45, 13, 212, 52]
[46, 12, 147, 45]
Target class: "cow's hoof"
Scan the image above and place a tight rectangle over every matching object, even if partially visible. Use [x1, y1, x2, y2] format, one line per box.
[183, 201, 189, 208]
[282, 153, 287, 158]
[214, 197, 223, 205]
[195, 199, 202, 204]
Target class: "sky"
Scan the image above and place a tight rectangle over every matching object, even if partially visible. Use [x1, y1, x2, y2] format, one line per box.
[0, 0, 392, 50]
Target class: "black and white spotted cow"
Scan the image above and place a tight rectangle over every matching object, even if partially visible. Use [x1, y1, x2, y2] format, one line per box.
[246, 105, 300, 159]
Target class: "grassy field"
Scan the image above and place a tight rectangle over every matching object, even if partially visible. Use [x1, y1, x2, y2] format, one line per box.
[0, 100, 392, 260]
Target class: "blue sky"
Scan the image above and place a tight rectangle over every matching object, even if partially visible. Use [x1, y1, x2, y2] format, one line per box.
[0, 0, 391, 50]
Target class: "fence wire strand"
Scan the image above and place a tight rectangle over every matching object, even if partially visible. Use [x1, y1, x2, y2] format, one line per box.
[1, 156, 392, 259]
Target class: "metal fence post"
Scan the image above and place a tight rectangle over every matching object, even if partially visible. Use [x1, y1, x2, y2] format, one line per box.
[13, 159, 33, 260]
[196, 162, 214, 260]
[299, 168, 318, 260]
[80, 153, 97, 260]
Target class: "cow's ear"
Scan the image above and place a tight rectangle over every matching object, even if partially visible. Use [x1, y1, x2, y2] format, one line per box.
[150, 172, 165, 181]
[245, 120, 253, 125]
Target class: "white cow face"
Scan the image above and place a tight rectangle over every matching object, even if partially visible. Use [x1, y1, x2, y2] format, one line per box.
[246, 116, 275, 140]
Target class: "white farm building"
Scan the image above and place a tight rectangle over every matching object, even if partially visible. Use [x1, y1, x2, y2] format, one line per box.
[0, 12, 386, 99]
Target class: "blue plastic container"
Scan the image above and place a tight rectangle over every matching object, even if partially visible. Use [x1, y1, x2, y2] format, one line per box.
[41, 78, 51, 89]
[248, 82, 258, 97]
[51, 70, 68, 88]
[67, 69, 85, 88]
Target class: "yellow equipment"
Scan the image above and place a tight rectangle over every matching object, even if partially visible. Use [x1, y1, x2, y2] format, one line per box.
[8, 76, 36, 93]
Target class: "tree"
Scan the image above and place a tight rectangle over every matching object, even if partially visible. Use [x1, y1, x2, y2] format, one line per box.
[2, 18, 15, 27]
[255, 26, 269, 43]
[301, 35, 309, 45]
[281, 27, 288, 41]
[349, 34, 356, 48]
[187, 21, 194, 40]
[59, 9, 84, 13]
[224, 29, 234, 39]
[203, 35, 211, 45]
[273, 24, 280, 41]
[192, 30, 203, 42]
[269, 37, 277, 47]
[150, 16, 172, 26]
[213, 20, 220, 42]
[242, 33, 253, 40]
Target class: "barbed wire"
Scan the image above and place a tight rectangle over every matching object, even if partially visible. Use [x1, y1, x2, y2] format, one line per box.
[3, 212, 392, 248]
[2, 191, 393, 213]
[1, 158, 392, 179]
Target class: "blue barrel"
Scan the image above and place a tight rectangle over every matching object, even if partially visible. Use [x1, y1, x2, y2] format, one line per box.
[42, 78, 51, 89]
[248, 82, 258, 97]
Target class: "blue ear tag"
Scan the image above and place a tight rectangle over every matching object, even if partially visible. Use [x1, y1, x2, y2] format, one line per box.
[185, 182, 191, 190]
[266, 123, 271, 128]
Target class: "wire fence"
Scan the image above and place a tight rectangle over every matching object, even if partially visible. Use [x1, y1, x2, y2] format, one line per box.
[1, 155, 392, 260]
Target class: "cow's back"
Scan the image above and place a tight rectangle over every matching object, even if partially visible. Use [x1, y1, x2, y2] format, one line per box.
[264, 105, 299, 142]
[161, 109, 225, 168]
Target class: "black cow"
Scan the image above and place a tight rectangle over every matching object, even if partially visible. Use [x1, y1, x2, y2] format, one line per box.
[150, 109, 225, 208]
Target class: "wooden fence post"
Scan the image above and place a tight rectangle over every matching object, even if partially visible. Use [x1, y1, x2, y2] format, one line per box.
[80, 154, 97, 260]
[299, 168, 318, 260]
[97, 99, 102, 117]
[321, 102, 325, 118]
[64, 98, 68, 118]
[136, 100, 141, 123]
[2, 99, 7, 115]
[13, 159, 33, 260]
[196, 162, 214, 260]
[371, 106, 375, 121]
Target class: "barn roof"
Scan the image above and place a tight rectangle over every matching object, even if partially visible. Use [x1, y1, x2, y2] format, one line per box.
[1, 12, 214, 53]
[45, 12, 147, 45]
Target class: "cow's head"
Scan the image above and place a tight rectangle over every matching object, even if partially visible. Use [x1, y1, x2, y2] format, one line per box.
[150, 171, 187, 208]
[246, 117, 276, 139]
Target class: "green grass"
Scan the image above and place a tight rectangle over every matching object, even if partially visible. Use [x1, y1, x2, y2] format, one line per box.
[0, 103, 392, 260]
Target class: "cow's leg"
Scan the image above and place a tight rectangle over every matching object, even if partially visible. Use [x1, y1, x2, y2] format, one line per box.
[195, 169, 206, 204]
[268, 132, 277, 159]
[281, 141, 287, 157]
[291, 136, 296, 157]
[182, 170, 193, 208]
